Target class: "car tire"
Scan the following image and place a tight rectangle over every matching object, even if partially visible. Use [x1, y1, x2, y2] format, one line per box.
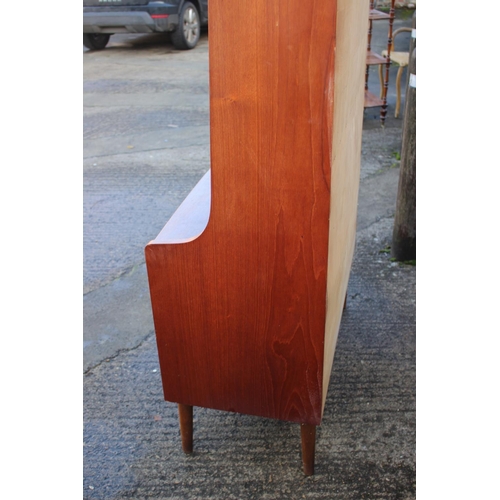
[83, 34, 111, 50]
[171, 2, 200, 50]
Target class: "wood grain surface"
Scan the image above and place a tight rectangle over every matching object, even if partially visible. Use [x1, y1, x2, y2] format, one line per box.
[146, 0, 367, 426]
[323, 0, 368, 408]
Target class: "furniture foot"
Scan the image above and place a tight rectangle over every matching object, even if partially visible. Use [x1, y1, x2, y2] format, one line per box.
[178, 404, 193, 453]
[343, 291, 347, 311]
[301, 423, 316, 475]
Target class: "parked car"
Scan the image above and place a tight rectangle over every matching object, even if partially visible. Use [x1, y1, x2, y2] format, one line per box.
[83, 0, 208, 51]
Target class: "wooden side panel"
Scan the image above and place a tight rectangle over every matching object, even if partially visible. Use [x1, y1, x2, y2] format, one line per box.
[322, 0, 369, 409]
[146, 0, 338, 426]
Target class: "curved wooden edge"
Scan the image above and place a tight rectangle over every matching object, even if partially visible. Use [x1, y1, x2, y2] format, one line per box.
[149, 170, 211, 245]
[390, 27, 412, 52]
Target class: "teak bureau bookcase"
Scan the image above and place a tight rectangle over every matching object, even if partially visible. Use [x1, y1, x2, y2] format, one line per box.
[145, 0, 369, 475]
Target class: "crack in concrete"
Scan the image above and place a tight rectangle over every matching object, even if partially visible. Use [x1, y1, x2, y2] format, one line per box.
[83, 261, 145, 296]
[84, 330, 155, 375]
[83, 145, 210, 160]
[359, 213, 395, 230]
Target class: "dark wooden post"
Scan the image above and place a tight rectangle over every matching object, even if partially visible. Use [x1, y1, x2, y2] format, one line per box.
[392, 45, 416, 261]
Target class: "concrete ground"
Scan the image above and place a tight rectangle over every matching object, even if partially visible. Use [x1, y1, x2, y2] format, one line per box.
[84, 10, 415, 499]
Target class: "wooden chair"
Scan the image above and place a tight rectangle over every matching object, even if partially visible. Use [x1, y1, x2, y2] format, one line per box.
[145, 0, 369, 475]
[378, 27, 412, 118]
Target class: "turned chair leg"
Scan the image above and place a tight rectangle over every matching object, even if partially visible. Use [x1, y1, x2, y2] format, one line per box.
[301, 423, 316, 475]
[378, 64, 384, 99]
[178, 404, 193, 453]
[395, 65, 404, 118]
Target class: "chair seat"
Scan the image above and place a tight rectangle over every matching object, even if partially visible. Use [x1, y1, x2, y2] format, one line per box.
[381, 50, 409, 67]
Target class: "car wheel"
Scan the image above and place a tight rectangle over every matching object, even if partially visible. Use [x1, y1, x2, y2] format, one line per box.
[83, 34, 111, 50]
[171, 2, 200, 50]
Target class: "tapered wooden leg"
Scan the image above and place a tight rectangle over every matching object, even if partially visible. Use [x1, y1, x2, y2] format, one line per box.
[178, 404, 193, 454]
[301, 423, 316, 476]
